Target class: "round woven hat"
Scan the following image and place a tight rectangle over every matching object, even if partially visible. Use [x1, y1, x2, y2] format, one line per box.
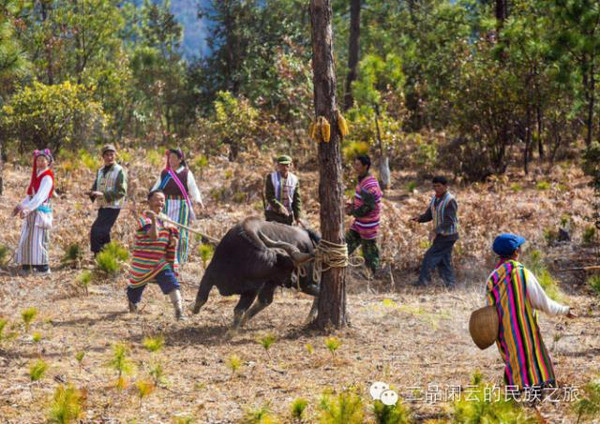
[469, 305, 499, 350]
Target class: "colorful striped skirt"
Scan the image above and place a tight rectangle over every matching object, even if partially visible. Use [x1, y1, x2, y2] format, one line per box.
[163, 195, 190, 264]
[15, 211, 51, 266]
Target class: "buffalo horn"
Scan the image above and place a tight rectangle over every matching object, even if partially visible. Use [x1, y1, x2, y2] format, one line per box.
[258, 231, 313, 265]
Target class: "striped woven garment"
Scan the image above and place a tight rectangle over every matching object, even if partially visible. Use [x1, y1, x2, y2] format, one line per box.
[163, 195, 191, 264]
[128, 214, 179, 288]
[429, 191, 458, 236]
[350, 175, 382, 240]
[486, 259, 556, 389]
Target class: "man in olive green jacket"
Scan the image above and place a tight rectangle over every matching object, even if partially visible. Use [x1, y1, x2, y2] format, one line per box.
[264, 155, 302, 225]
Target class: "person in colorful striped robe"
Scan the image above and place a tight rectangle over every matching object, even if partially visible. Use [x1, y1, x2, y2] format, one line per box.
[264, 155, 302, 225]
[13, 149, 55, 275]
[411, 176, 458, 288]
[89, 144, 127, 256]
[345, 155, 383, 275]
[127, 190, 185, 320]
[151, 148, 203, 265]
[486, 233, 575, 389]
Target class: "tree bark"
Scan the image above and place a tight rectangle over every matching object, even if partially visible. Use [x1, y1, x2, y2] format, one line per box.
[495, 0, 508, 26]
[586, 60, 595, 147]
[310, 0, 348, 329]
[343, 0, 361, 111]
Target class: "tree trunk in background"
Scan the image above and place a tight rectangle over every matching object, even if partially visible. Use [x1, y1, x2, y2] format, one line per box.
[374, 104, 390, 189]
[344, 0, 361, 111]
[0, 142, 3, 196]
[310, 0, 348, 329]
[496, 0, 508, 26]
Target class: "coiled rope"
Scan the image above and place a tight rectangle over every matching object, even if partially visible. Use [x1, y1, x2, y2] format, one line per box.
[311, 239, 364, 285]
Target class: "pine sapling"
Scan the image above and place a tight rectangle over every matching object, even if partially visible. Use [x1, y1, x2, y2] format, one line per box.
[21, 307, 38, 332]
[258, 333, 276, 360]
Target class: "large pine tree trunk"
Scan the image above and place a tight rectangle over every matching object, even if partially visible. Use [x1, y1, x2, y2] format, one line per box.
[310, 0, 348, 329]
[343, 0, 361, 111]
[496, 0, 508, 25]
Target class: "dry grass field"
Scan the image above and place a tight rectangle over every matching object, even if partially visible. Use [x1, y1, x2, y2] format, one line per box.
[0, 152, 598, 423]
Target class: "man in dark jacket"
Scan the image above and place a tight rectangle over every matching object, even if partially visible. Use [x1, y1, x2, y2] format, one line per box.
[411, 176, 459, 288]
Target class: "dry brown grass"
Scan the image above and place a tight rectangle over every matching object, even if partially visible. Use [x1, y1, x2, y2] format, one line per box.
[0, 152, 598, 423]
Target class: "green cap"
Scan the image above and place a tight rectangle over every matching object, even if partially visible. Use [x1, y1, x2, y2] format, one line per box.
[276, 154, 292, 165]
[101, 144, 117, 155]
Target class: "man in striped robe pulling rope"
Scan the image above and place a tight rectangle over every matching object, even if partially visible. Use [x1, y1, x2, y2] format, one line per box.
[127, 189, 185, 320]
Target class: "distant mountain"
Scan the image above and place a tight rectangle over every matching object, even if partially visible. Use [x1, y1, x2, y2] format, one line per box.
[126, 0, 212, 60]
[171, 0, 211, 60]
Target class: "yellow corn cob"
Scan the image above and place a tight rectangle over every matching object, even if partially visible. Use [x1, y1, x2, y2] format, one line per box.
[336, 110, 349, 137]
[309, 122, 318, 140]
[320, 116, 331, 142]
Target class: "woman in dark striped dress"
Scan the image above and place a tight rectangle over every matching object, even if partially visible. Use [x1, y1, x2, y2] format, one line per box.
[151, 149, 203, 265]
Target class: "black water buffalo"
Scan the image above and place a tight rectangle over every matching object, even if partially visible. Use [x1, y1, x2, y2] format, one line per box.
[191, 217, 320, 330]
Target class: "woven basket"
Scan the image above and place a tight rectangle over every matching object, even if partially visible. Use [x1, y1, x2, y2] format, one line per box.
[469, 305, 499, 350]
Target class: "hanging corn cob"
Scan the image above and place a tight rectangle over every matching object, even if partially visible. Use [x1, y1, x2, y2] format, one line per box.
[336, 110, 349, 137]
[320, 116, 331, 142]
[309, 115, 336, 143]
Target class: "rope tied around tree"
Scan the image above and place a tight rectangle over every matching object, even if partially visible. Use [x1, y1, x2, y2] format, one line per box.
[311, 238, 364, 285]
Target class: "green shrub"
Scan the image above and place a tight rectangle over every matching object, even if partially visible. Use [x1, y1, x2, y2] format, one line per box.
[95, 242, 129, 275]
[198, 244, 214, 268]
[510, 183, 523, 193]
[372, 399, 411, 424]
[21, 307, 38, 331]
[143, 335, 165, 353]
[343, 141, 370, 163]
[1, 81, 107, 153]
[135, 379, 155, 408]
[243, 403, 277, 424]
[29, 359, 49, 382]
[587, 275, 600, 296]
[290, 398, 308, 421]
[543, 228, 558, 245]
[147, 149, 164, 167]
[451, 373, 536, 423]
[523, 249, 564, 301]
[227, 354, 243, 376]
[572, 375, 600, 423]
[107, 342, 134, 389]
[0, 319, 7, 341]
[61, 243, 83, 268]
[48, 384, 84, 424]
[258, 333, 276, 359]
[75, 351, 85, 366]
[78, 150, 98, 172]
[406, 182, 417, 193]
[149, 360, 167, 385]
[324, 337, 342, 358]
[582, 226, 597, 245]
[536, 269, 563, 302]
[414, 141, 438, 173]
[77, 271, 92, 295]
[193, 155, 209, 176]
[319, 389, 364, 424]
[0, 244, 10, 267]
[535, 181, 550, 191]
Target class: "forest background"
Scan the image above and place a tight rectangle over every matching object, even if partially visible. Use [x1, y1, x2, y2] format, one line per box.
[0, 0, 599, 188]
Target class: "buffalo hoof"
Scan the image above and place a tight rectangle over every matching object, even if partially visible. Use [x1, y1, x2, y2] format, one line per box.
[191, 303, 201, 314]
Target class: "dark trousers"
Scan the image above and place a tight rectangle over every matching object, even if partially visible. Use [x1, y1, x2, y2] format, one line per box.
[90, 208, 120, 254]
[127, 268, 180, 304]
[418, 236, 457, 287]
[346, 229, 380, 273]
